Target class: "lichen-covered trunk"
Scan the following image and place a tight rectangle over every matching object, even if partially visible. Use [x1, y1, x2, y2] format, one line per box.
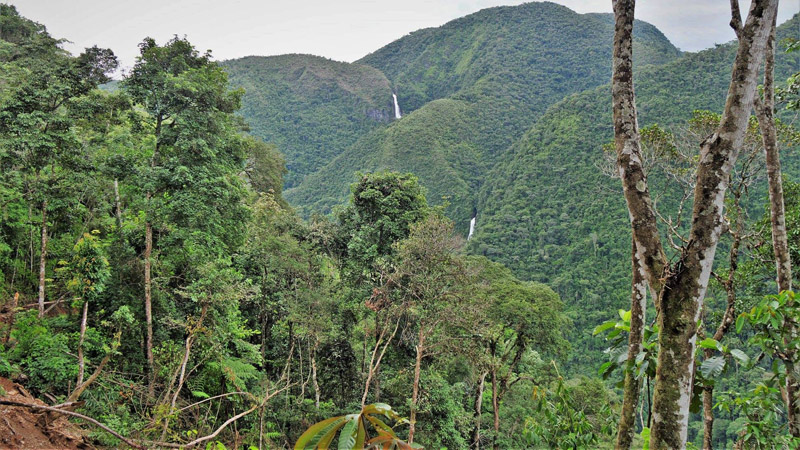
[472, 371, 487, 449]
[752, 14, 799, 438]
[649, 1, 776, 445]
[144, 218, 154, 396]
[611, 0, 666, 302]
[611, 0, 777, 448]
[754, 18, 791, 294]
[37, 200, 47, 318]
[615, 239, 647, 450]
[408, 331, 424, 445]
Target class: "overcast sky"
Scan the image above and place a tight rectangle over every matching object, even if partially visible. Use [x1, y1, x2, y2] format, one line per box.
[8, 0, 799, 75]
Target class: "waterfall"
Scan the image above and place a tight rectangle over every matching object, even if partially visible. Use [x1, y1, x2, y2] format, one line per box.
[468, 215, 476, 240]
[392, 93, 402, 119]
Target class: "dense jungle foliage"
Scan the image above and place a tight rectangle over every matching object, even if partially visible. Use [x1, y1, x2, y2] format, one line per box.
[0, 1, 799, 449]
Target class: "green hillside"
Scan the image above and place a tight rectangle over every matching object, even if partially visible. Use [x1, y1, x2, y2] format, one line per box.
[222, 54, 395, 187]
[285, 2, 681, 228]
[358, 2, 680, 115]
[470, 13, 800, 371]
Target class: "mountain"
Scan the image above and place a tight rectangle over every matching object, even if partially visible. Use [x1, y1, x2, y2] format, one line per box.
[283, 2, 681, 226]
[469, 13, 800, 370]
[222, 54, 395, 187]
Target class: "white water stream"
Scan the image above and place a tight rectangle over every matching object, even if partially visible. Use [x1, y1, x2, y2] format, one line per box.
[392, 93, 402, 119]
[467, 215, 476, 240]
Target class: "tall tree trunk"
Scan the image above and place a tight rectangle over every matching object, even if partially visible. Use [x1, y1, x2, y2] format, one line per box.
[702, 368, 715, 449]
[76, 300, 89, 388]
[611, 1, 777, 447]
[491, 365, 499, 450]
[753, 6, 790, 295]
[37, 200, 47, 318]
[146, 114, 161, 398]
[615, 239, 647, 450]
[752, 18, 799, 437]
[408, 331, 425, 444]
[145, 218, 154, 396]
[311, 341, 320, 410]
[472, 371, 488, 449]
[113, 179, 123, 232]
[361, 316, 400, 407]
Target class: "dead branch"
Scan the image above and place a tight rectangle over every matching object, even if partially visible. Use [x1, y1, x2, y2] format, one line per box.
[0, 399, 144, 449]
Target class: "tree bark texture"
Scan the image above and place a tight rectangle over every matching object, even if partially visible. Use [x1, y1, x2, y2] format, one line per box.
[472, 371, 487, 449]
[615, 239, 647, 450]
[408, 331, 425, 444]
[77, 300, 88, 388]
[145, 218, 154, 396]
[612, 0, 777, 447]
[37, 200, 47, 318]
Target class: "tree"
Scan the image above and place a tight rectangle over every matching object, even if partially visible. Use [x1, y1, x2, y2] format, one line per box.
[751, 17, 799, 435]
[389, 214, 471, 443]
[0, 5, 116, 317]
[467, 257, 567, 449]
[610, 0, 778, 447]
[333, 172, 428, 407]
[122, 36, 248, 395]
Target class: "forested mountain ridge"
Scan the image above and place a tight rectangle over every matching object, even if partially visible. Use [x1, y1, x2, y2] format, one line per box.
[357, 2, 680, 115]
[2, 1, 799, 448]
[280, 2, 682, 226]
[471, 12, 800, 372]
[222, 54, 395, 187]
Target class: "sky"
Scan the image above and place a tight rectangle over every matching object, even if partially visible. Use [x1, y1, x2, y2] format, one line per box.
[8, 0, 799, 76]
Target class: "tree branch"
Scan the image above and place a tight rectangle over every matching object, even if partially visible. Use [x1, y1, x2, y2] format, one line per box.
[0, 399, 144, 449]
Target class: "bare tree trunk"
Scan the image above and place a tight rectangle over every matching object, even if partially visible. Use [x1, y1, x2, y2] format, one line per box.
[37, 200, 47, 318]
[361, 316, 400, 407]
[752, 16, 798, 437]
[472, 371, 487, 449]
[491, 365, 499, 450]
[3, 292, 19, 343]
[113, 179, 123, 231]
[76, 300, 88, 388]
[408, 331, 425, 444]
[753, 12, 790, 294]
[611, 1, 777, 447]
[615, 239, 647, 450]
[67, 346, 113, 403]
[145, 218, 154, 397]
[311, 341, 320, 410]
[702, 370, 715, 449]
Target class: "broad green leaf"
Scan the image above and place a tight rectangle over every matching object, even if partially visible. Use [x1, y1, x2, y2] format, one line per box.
[730, 349, 749, 365]
[337, 415, 360, 450]
[700, 356, 725, 379]
[593, 320, 617, 336]
[294, 416, 347, 450]
[736, 314, 746, 333]
[698, 338, 720, 351]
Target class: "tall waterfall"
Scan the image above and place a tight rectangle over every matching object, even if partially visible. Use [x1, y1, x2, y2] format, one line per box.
[392, 93, 402, 119]
[467, 215, 476, 240]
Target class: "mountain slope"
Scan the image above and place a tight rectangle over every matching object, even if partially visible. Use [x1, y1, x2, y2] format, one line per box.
[222, 54, 395, 187]
[285, 2, 681, 226]
[470, 13, 800, 370]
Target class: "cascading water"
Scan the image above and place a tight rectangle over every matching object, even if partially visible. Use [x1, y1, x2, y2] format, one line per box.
[392, 93, 402, 119]
[467, 215, 476, 240]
